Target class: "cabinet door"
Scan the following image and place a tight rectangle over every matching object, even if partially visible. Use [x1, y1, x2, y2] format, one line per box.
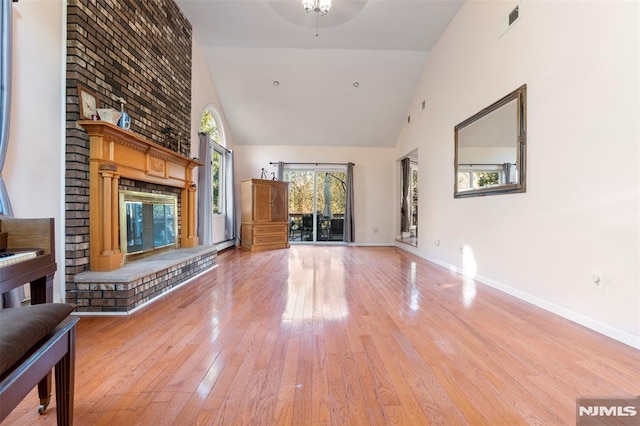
[270, 184, 287, 222]
[253, 182, 272, 222]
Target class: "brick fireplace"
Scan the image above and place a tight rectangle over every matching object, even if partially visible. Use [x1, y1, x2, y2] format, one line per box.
[70, 121, 216, 313]
[64, 0, 198, 311]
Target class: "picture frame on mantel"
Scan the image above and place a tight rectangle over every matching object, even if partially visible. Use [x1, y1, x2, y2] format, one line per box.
[77, 84, 99, 120]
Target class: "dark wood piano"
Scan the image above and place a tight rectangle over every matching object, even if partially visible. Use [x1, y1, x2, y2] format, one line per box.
[0, 214, 56, 304]
[0, 214, 78, 425]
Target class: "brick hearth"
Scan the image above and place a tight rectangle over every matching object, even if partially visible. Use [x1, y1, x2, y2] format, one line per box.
[73, 246, 216, 313]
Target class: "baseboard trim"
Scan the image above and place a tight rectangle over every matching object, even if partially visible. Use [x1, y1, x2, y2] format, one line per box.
[394, 243, 640, 350]
[216, 239, 237, 252]
[349, 242, 394, 247]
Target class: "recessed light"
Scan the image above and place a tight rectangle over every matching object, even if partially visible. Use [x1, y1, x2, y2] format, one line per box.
[353, 82, 359, 88]
[273, 80, 280, 86]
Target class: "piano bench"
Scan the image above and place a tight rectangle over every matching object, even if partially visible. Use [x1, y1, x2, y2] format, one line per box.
[0, 304, 78, 424]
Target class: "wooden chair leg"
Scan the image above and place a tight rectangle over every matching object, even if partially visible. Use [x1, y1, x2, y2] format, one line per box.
[37, 372, 51, 414]
[32, 273, 55, 416]
[54, 326, 76, 426]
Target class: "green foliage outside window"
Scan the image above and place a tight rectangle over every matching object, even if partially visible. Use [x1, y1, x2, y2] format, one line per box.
[200, 109, 222, 214]
[411, 169, 418, 212]
[477, 172, 499, 187]
[284, 171, 346, 215]
[200, 110, 220, 144]
[211, 152, 221, 213]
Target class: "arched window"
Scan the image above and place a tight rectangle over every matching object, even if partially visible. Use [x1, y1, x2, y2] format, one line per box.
[200, 107, 225, 214]
[200, 107, 224, 147]
[197, 105, 236, 247]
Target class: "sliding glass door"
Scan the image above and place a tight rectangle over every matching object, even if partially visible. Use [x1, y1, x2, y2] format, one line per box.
[284, 167, 346, 243]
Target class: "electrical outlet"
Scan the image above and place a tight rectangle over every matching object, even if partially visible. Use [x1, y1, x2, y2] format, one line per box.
[591, 275, 604, 291]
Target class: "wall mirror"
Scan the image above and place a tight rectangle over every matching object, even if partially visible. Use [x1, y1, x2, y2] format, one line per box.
[454, 84, 526, 198]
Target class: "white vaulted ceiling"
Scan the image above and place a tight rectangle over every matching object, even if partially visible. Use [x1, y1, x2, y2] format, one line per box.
[174, 0, 464, 147]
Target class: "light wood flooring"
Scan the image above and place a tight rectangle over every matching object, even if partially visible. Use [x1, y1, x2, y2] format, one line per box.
[4, 246, 639, 425]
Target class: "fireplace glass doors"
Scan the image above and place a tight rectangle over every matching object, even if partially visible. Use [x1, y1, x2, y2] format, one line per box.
[119, 191, 178, 256]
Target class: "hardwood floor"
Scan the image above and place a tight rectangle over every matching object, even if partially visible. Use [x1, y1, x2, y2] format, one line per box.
[4, 246, 639, 425]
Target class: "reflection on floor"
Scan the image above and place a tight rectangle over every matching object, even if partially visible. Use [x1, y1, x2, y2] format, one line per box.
[9, 246, 636, 424]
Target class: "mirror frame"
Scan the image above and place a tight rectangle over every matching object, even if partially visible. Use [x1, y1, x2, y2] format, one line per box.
[454, 84, 527, 198]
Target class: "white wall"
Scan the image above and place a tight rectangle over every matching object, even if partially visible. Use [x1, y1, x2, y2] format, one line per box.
[395, 1, 639, 345]
[6, 1, 66, 301]
[191, 39, 236, 245]
[234, 145, 395, 244]
[190, 39, 235, 157]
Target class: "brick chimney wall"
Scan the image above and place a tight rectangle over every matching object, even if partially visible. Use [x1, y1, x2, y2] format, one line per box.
[65, 0, 192, 306]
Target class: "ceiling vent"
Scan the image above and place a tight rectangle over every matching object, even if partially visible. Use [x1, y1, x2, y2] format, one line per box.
[498, 4, 520, 38]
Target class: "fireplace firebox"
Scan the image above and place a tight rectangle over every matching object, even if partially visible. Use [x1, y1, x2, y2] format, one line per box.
[120, 191, 178, 256]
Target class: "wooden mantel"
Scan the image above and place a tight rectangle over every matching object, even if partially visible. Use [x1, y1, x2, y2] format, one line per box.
[79, 121, 202, 271]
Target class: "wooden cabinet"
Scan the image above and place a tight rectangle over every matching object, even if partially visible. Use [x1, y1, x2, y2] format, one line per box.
[241, 178, 289, 251]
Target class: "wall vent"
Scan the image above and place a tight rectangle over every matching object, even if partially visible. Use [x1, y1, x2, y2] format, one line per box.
[509, 5, 519, 25]
[498, 3, 520, 38]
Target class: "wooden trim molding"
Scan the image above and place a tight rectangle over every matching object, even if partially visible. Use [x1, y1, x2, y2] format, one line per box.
[79, 121, 202, 271]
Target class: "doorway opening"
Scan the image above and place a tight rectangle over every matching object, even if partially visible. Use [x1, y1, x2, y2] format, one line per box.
[398, 150, 418, 247]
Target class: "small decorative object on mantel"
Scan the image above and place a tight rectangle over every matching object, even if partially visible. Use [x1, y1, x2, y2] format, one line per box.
[117, 97, 131, 130]
[176, 132, 183, 154]
[95, 108, 121, 125]
[160, 127, 185, 154]
[161, 126, 174, 149]
[77, 84, 99, 120]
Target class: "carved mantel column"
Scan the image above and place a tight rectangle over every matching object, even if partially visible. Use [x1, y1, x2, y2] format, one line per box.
[80, 121, 202, 272]
[182, 180, 198, 247]
[98, 164, 119, 255]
